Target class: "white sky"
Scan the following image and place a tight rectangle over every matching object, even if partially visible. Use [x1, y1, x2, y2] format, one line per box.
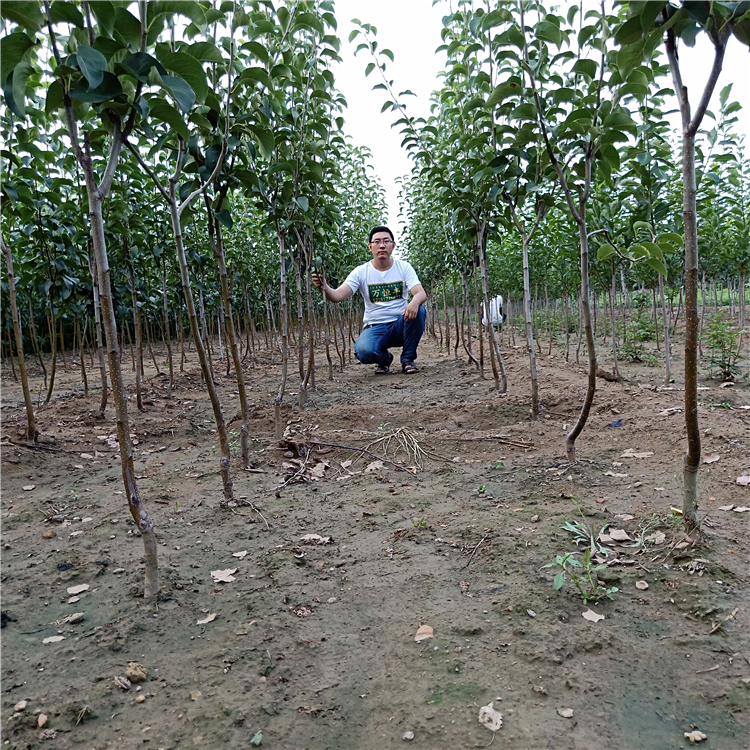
[333, 0, 750, 234]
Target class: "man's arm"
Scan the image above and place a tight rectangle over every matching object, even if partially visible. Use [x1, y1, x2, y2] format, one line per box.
[403, 284, 427, 320]
[312, 273, 354, 304]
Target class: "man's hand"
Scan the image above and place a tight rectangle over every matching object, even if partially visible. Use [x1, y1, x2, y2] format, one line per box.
[403, 301, 420, 321]
[312, 272, 324, 290]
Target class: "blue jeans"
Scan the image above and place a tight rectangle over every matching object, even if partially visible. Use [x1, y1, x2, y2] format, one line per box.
[355, 305, 427, 367]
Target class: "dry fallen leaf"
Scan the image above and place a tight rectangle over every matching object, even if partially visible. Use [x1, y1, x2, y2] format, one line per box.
[557, 708, 574, 718]
[736, 476, 750, 487]
[66, 584, 89, 595]
[365, 460, 384, 473]
[211, 568, 237, 583]
[232, 550, 248, 559]
[80, 453, 94, 460]
[114, 675, 131, 690]
[703, 453, 720, 464]
[684, 730, 707, 743]
[13, 701, 27, 712]
[718, 505, 735, 511]
[609, 529, 631, 542]
[37, 714, 47, 728]
[581, 608, 605, 623]
[644, 531, 666, 545]
[604, 471, 629, 478]
[414, 624, 434, 643]
[340, 459, 353, 469]
[635, 581, 649, 590]
[620, 448, 654, 459]
[189, 690, 202, 701]
[300, 534, 333, 545]
[733, 506, 750, 513]
[22, 485, 35, 491]
[478, 702, 504, 732]
[196, 613, 217, 625]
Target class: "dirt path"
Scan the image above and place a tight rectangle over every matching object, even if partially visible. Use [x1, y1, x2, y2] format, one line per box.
[2, 334, 749, 749]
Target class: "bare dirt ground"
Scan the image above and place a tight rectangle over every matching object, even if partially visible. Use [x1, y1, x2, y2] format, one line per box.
[2, 327, 749, 750]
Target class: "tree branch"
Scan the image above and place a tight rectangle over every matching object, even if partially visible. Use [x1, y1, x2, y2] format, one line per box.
[124, 140, 171, 203]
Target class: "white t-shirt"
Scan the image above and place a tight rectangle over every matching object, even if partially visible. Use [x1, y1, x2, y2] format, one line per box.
[344, 259, 421, 325]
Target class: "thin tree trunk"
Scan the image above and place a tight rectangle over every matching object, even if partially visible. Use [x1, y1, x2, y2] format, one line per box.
[610, 265, 621, 380]
[162, 260, 173, 393]
[79, 317, 89, 397]
[28, 298, 47, 390]
[522, 236, 539, 418]
[44, 293, 57, 404]
[452, 277, 460, 359]
[274, 227, 290, 440]
[59, 319, 67, 370]
[129, 267, 144, 412]
[442, 282, 450, 353]
[2, 237, 37, 441]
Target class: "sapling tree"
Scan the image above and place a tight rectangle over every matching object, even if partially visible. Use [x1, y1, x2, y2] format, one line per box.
[616, 0, 749, 529]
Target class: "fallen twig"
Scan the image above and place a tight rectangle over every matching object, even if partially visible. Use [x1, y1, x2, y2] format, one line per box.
[310, 440, 416, 475]
[464, 533, 490, 568]
[709, 607, 738, 635]
[695, 665, 721, 674]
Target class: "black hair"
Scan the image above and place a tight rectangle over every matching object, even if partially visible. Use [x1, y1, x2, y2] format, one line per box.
[369, 226, 394, 242]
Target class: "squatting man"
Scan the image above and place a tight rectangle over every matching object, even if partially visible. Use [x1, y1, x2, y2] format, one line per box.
[312, 226, 427, 374]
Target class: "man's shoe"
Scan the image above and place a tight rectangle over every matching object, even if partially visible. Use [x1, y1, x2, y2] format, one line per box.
[402, 362, 419, 374]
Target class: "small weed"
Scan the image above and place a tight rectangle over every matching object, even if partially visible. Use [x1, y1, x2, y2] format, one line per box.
[378, 421, 391, 432]
[411, 516, 427, 528]
[703, 312, 745, 380]
[487, 460, 504, 469]
[477, 485, 486, 494]
[541, 549, 619, 605]
[70, 487, 79, 502]
[228, 430, 240, 458]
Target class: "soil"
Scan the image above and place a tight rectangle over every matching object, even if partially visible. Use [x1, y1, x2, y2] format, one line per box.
[2, 329, 749, 750]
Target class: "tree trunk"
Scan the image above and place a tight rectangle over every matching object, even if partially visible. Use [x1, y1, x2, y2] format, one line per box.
[44, 293, 58, 404]
[522, 235, 539, 419]
[2, 237, 37, 441]
[78, 317, 89, 397]
[129, 268, 144, 412]
[565, 189, 597, 465]
[274, 227, 290, 440]
[162, 259, 173, 393]
[442, 282, 450, 353]
[610, 265, 621, 380]
[169, 182, 234, 503]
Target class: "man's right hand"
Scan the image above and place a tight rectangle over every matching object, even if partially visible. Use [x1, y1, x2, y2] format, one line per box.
[312, 272, 324, 290]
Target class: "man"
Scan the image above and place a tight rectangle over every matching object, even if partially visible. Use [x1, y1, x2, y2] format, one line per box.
[312, 226, 427, 374]
[481, 294, 506, 332]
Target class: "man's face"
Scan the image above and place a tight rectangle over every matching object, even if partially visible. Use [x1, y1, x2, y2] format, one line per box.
[369, 232, 395, 262]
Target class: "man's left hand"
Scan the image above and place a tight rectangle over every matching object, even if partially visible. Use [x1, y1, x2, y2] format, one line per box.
[403, 302, 420, 321]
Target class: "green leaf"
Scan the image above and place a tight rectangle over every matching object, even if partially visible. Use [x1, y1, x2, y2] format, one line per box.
[89, 1, 116, 38]
[8, 61, 33, 116]
[597, 243, 616, 261]
[646, 256, 668, 276]
[250, 731, 262, 747]
[161, 74, 196, 112]
[215, 208, 233, 230]
[76, 45, 108, 89]
[148, 1, 207, 33]
[1, 1, 44, 33]
[616, 40, 645, 78]
[615, 16, 643, 45]
[45, 79, 64, 115]
[642, 241, 663, 260]
[49, 1, 84, 28]
[238, 66, 273, 90]
[270, 64, 292, 79]
[554, 571, 565, 590]
[628, 243, 649, 260]
[186, 41, 224, 63]
[656, 232, 682, 245]
[602, 110, 637, 134]
[1, 31, 36, 85]
[573, 59, 597, 79]
[150, 102, 190, 141]
[70, 71, 123, 103]
[123, 52, 166, 82]
[487, 76, 521, 107]
[113, 8, 143, 49]
[157, 51, 208, 103]
[248, 125, 275, 158]
[295, 196, 309, 212]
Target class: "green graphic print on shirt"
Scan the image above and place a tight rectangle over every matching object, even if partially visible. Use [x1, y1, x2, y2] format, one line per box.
[368, 281, 404, 303]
